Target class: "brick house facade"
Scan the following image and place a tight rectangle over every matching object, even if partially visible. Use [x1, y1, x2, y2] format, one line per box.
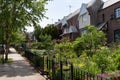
[59, 9, 80, 41]
[55, 0, 120, 43]
[97, 0, 120, 43]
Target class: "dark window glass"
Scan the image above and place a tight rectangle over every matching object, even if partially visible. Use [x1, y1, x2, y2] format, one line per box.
[102, 14, 105, 21]
[114, 30, 120, 42]
[69, 33, 72, 40]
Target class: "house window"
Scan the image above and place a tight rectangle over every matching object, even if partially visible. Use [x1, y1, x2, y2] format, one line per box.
[115, 8, 120, 18]
[82, 13, 87, 22]
[69, 33, 72, 41]
[114, 30, 120, 42]
[102, 14, 105, 22]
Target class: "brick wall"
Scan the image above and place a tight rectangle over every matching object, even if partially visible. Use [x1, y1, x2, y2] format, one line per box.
[98, 2, 120, 43]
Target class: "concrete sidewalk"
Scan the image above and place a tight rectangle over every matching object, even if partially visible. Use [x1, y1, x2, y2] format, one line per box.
[0, 48, 46, 80]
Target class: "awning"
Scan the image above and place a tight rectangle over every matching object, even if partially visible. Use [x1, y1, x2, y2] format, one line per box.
[60, 33, 68, 36]
[69, 25, 78, 33]
[60, 26, 78, 36]
[97, 22, 107, 30]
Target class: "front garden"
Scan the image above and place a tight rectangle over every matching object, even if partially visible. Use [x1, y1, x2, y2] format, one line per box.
[21, 26, 120, 80]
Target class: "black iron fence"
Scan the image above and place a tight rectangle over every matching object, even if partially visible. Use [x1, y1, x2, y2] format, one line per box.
[24, 50, 109, 80]
[25, 50, 44, 70]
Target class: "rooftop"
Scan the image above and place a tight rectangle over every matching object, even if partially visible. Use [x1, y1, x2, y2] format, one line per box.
[102, 0, 120, 9]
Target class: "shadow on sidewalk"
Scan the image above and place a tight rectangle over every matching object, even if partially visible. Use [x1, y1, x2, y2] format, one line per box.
[0, 56, 39, 77]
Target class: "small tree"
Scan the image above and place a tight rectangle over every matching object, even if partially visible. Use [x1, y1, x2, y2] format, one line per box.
[0, 0, 48, 60]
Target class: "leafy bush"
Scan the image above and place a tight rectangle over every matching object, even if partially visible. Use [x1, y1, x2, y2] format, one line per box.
[114, 53, 120, 70]
[73, 25, 106, 57]
[54, 42, 76, 62]
[93, 47, 115, 73]
[30, 34, 54, 50]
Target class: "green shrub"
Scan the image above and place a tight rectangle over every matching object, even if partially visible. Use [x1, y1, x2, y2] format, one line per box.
[73, 25, 106, 57]
[54, 42, 76, 62]
[93, 47, 112, 73]
[114, 53, 120, 70]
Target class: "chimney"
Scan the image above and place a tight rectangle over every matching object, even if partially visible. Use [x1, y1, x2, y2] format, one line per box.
[87, 0, 104, 25]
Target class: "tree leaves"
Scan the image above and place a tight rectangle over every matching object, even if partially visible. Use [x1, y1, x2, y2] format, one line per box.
[0, 0, 48, 60]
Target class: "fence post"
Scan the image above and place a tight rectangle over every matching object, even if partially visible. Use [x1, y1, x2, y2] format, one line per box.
[46, 56, 49, 69]
[86, 72, 89, 80]
[71, 64, 74, 80]
[46, 56, 49, 78]
[93, 74, 95, 80]
[43, 56, 44, 72]
[52, 59, 55, 80]
[60, 61, 63, 80]
[80, 70, 82, 79]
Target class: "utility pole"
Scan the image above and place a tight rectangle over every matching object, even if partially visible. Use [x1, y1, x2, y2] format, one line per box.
[69, 5, 72, 13]
[51, 18, 53, 24]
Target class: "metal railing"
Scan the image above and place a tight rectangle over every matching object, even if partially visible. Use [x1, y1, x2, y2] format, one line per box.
[24, 50, 109, 80]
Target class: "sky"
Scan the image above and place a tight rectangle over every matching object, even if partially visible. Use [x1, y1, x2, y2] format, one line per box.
[27, 0, 108, 32]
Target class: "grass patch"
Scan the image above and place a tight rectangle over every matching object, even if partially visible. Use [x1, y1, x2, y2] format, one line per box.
[5, 58, 13, 63]
[0, 58, 13, 63]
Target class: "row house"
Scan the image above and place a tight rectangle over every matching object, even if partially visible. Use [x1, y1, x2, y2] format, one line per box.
[55, 0, 120, 43]
[87, 0, 120, 43]
[78, 3, 90, 34]
[97, 0, 120, 43]
[55, 4, 90, 41]
[60, 9, 80, 41]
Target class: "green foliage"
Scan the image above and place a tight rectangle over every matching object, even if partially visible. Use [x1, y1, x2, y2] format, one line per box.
[31, 34, 54, 50]
[39, 34, 51, 43]
[0, 57, 13, 63]
[0, 0, 48, 60]
[93, 47, 111, 73]
[46, 25, 120, 75]
[10, 31, 25, 46]
[109, 43, 120, 70]
[0, 0, 47, 35]
[31, 49, 46, 56]
[73, 25, 106, 57]
[39, 34, 54, 50]
[0, 26, 5, 44]
[32, 56, 43, 67]
[52, 26, 119, 75]
[116, 54, 120, 69]
[54, 42, 76, 62]
[42, 24, 61, 40]
[114, 52, 120, 69]
[34, 24, 61, 42]
[30, 42, 42, 49]
[34, 25, 43, 41]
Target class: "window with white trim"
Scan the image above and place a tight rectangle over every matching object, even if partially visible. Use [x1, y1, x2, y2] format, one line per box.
[115, 8, 120, 18]
[82, 13, 87, 22]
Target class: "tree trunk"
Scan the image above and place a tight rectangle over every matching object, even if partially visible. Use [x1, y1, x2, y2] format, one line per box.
[5, 32, 11, 61]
